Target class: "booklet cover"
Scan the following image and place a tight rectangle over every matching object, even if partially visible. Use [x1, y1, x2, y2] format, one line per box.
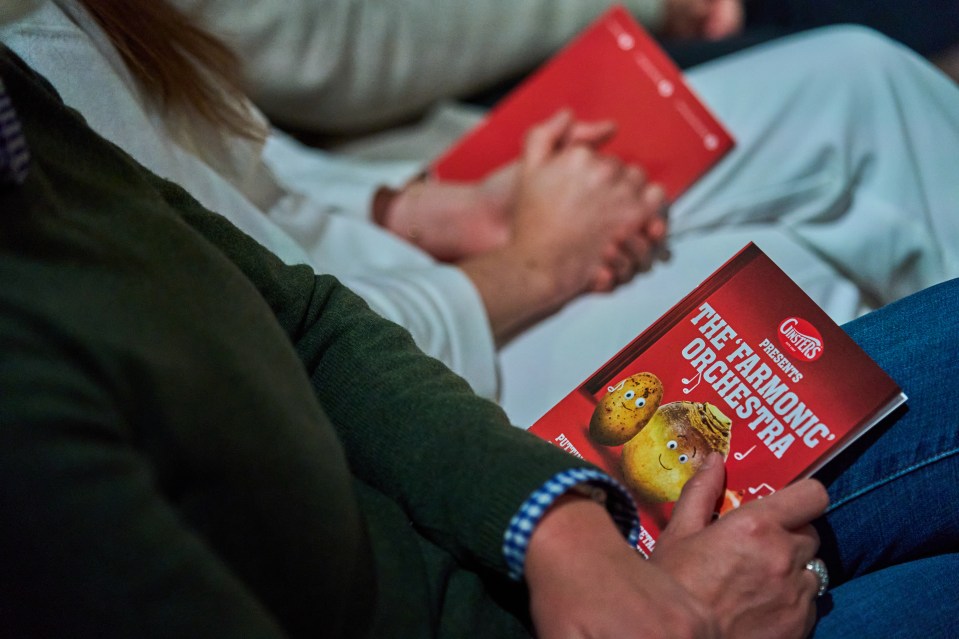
[430, 4, 735, 201]
[529, 243, 906, 556]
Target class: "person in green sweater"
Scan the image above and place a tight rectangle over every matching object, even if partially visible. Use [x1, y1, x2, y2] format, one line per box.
[0, 43, 825, 639]
[2, 30, 958, 639]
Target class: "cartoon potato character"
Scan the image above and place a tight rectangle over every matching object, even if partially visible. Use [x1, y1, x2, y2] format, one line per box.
[620, 401, 732, 504]
[588, 372, 664, 446]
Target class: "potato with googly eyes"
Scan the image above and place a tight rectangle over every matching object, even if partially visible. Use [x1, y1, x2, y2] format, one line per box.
[588, 373, 664, 446]
[620, 401, 731, 504]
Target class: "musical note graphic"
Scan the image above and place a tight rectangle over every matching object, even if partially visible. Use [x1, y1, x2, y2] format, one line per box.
[681, 370, 702, 394]
[747, 483, 776, 498]
[606, 379, 627, 394]
[733, 445, 756, 461]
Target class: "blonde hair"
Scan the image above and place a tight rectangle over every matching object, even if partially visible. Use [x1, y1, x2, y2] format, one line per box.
[80, 0, 261, 139]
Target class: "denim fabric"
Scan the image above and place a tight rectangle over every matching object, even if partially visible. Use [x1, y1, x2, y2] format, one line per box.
[812, 555, 959, 638]
[811, 278, 959, 636]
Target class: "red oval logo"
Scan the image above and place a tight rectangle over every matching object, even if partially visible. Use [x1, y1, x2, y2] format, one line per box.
[777, 317, 823, 362]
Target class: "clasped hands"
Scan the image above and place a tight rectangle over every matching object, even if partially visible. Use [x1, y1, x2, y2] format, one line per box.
[383, 109, 670, 298]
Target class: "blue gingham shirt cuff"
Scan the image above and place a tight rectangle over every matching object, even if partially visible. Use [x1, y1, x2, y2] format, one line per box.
[0, 77, 30, 186]
[502, 467, 640, 580]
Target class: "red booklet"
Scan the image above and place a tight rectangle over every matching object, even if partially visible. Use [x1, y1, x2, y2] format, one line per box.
[430, 5, 735, 201]
[529, 243, 906, 556]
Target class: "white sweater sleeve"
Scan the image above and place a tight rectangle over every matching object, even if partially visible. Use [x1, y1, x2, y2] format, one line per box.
[171, 0, 665, 133]
[266, 188, 500, 399]
[2, 1, 501, 399]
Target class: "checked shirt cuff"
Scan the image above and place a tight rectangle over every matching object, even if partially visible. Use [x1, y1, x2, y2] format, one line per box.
[502, 467, 640, 580]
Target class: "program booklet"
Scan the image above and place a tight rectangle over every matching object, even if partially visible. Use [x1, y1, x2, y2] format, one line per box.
[430, 4, 735, 201]
[529, 244, 906, 556]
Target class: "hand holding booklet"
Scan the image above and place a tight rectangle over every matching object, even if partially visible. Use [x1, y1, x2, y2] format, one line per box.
[431, 6, 904, 554]
[529, 243, 906, 556]
[431, 4, 735, 201]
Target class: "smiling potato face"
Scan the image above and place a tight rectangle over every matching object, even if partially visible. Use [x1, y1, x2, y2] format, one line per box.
[620, 402, 731, 504]
[588, 373, 664, 446]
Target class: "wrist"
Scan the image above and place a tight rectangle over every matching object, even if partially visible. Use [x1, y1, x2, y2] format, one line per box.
[525, 494, 628, 586]
[504, 471, 628, 578]
[460, 244, 571, 345]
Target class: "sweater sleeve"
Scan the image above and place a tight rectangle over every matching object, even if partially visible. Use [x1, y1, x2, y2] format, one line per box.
[165, 181, 603, 574]
[2, 5, 499, 398]
[256, 132, 499, 398]
[0, 323, 292, 638]
[172, 0, 665, 133]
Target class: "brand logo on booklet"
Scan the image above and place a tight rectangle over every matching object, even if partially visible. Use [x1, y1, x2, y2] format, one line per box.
[777, 317, 823, 362]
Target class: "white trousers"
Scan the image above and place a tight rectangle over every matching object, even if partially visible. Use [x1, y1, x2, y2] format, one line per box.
[499, 26, 959, 426]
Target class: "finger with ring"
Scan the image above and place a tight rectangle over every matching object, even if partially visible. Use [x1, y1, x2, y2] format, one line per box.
[805, 557, 829, 597]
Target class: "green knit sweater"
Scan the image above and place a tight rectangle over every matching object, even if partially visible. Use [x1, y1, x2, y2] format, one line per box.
[0, 50, 599, 638]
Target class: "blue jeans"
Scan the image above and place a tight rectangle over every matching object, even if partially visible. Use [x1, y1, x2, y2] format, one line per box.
[810, 279, 959, 637]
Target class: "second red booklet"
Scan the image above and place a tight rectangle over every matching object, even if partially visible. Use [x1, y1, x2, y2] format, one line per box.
[529, 244, 905, 556]
[430, 5, 735, 201]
